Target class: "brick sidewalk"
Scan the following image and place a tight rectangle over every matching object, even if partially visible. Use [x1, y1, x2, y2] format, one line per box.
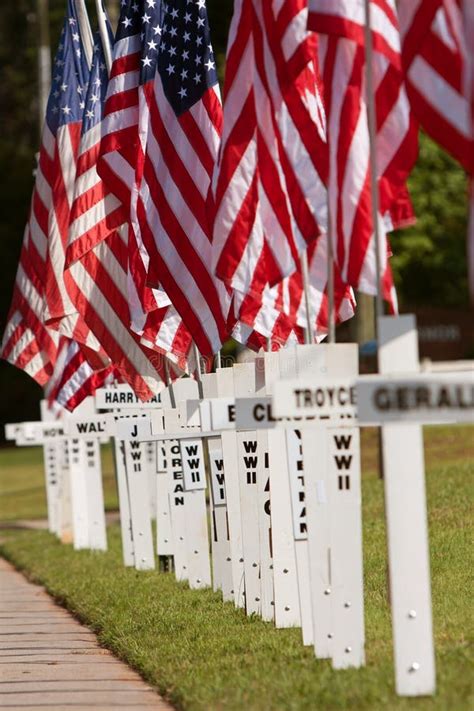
[0, 558, 172, 711]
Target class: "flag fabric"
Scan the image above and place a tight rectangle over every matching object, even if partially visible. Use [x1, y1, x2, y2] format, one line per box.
[309, 0, 418, 308]
[65, 30, 186, 398]
[97, 0, 171, 322]
[399, 0, 474, 302]
[232, 233, 355, 349]
[2, 225, 59, 374]
[399, 0, 473, 175]
[129, 0, 230, 357]
[212, 0, 328, 304]
[42, 1, 93, 336]
[66, 25, 124, 264]
[46, 337, 115, 412]
[96, 2, 195, 367]
[1, 305, 53, 386]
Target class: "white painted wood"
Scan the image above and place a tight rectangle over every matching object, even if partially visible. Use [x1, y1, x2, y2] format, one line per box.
[216, 367, 244, 607]
[124, 440, 155, 571]
[201, 372, 218, 399]
[167, 435, 188, 582]
[237, 431, 261, 615]
[184, 489, 212, 589]
[156, 441, 173, 556]
[113, 437, 135, 567]
[145, 441, 157, 519]
[378, 315, 436, 696]
[296, 343, 364, 666]
[95, 384, 162, 409]
[286, 429, 313, 646]
[233, 362, 257, 395]
[233, 361, 263, 616]
[84, 439, 107, 551]
[208, 436, 232, 598]
[181, 438, 207, 490]
[327, 426, 365, 669]
[301, 427, 333, 659]
[40, 401, 60, 534]
[266, 349, 301, 629]
[267, 428, 301, 628]
[42, 442, 61, 535]
[357, 372, 473, 425]
[68, 438, 90, 550]
[256, 430, 274, 621]
[379, 314, 419, 374]
[170, 381, 212, 589]
[215, 367, 235, 397]
[221, 430, 245, 608]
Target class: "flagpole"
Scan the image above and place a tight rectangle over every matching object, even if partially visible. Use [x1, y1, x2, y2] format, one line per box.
[193, 342, 204, 398]
[164, 358, 176, 408]
[37, 0, 51, 138]
[95, 0, 113, 74]
[363, 0, 384, 334]
[74, 0, 94, 69]
[326, 203, 336, 343]
[300, 250, 313, 345]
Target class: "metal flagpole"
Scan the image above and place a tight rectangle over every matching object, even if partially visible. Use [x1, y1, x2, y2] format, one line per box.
[363, 0, 384, 334]
[74, 0, 94, 69]
[326, 202, 336, 343]
[95, 0, 113, 74]
[193, 342, 204, 398]
[300, 250, 313, 345]
[37, 0, 51, 138]
[364, 0, 385, 482]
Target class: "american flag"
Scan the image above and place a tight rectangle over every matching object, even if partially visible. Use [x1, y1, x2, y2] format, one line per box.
[399, 0, 473, 302]
[309, 0, 418, 309]
[211, 0, 356, 343]
[98, 1, 169, 321]
[46, 337, 115, 412]
[212, 0, 328, 305]
[66, 27, 187, 397]
[399, 0, 473, 175]
[0, 6, 91, 384]
[1, 278, 55, 387]
[232, 233, 355, 348]
[96, 1, 194, 369]
[66, 24, 124, 265]
[131, 0, 231, 357]
[42, 1, 94, 338]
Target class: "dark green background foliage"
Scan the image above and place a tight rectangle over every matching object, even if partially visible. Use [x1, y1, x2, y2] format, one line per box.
[0, 0, 470, 431]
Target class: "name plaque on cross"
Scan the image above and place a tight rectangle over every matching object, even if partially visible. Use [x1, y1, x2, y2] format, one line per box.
[272, 378, 357, 420]
[356, 373, 474, 425]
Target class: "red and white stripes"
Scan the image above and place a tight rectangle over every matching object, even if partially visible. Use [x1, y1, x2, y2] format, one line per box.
[399, 0, 473, 174]
[310, 0, 417, 308]
[213, 0, 327, 302]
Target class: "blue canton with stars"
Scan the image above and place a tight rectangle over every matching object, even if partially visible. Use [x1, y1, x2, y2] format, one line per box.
[82, 29, 115, 135]
[115, 0, 218, 117]
[46, 0, 90, 135]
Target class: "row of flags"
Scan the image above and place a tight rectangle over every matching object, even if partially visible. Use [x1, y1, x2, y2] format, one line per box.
[2, 0, 473, 411]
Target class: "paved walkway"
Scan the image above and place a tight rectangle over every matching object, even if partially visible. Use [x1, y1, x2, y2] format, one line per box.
[0, 558, 172, 711]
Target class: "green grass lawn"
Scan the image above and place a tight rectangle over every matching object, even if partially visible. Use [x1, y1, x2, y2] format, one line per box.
[0, 426, 473, 710]
[0, 443, 118, 520]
